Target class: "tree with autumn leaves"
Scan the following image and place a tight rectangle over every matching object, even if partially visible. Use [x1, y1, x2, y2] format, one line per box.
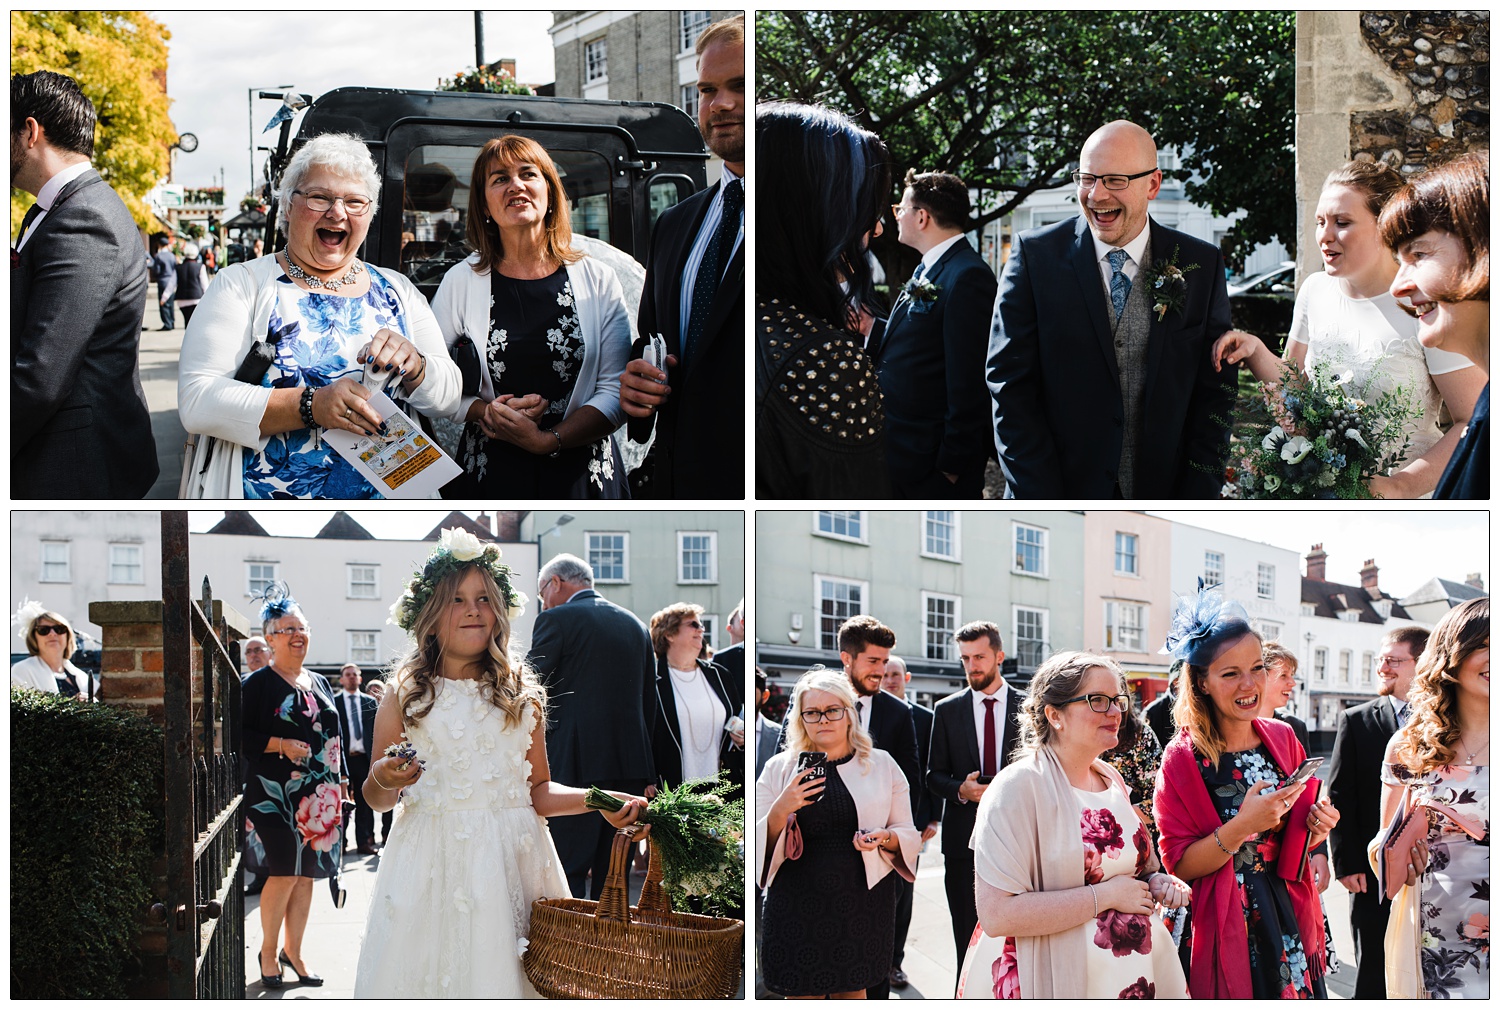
[10, 11, 177, 235]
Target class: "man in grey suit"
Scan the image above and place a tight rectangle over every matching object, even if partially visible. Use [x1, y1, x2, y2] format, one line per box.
[526, 553, 656, 899]
[12, 70, 157, 499]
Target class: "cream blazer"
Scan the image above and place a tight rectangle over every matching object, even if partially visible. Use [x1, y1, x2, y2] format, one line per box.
[756, 748, 920, 891]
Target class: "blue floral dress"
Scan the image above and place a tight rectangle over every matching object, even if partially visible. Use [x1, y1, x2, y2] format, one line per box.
[243, 269, 412, 498]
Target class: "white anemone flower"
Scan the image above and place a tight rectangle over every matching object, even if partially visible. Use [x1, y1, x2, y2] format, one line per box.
[1280, 436, 1314, 464]
[1261, 425, 1287, 452]
[1263, 475, 1282, 493]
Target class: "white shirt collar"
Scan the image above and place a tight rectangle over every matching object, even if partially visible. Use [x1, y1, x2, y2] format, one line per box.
[971, 682, 1006, 710]
[35, 160, 91, 211]
[1091, 222, 1151, 271]
[920, 233, 967, 273]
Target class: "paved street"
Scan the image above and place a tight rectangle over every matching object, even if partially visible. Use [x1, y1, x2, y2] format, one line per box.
[139, 282, 188, 499]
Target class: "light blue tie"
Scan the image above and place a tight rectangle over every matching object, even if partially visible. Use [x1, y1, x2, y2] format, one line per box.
[1107, 248, 1131, 319]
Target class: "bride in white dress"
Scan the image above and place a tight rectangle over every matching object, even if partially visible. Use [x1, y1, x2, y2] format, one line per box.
[353, 530, 643, 998]
[1213, 160, 1483, 498]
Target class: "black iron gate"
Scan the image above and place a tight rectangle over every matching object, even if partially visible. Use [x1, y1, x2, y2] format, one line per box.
[154, 511, 246, 998]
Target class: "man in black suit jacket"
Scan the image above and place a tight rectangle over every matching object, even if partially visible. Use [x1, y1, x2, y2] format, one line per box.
[927, 621, 1025, 989]
[1143, 664, 1180, 748]
[334, 664, 381, 854]
[987, 120, 1236, 499]
[12, 71, 158, 500]
[881, 656, 943, 990]
[620, 16, 743, 499]
[526, 554, 657, 899]
[1328, 627, 1428, 998]
[874, 170, 998, 498]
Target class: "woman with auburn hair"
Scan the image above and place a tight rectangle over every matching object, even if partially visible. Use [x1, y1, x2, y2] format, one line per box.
[648, 602, 742, 792]
[1378, 596, 1489, 999]
[1153, 588, 1340, 998]
[353, 530, 643, 997]
[958, 651, 1191, 1000]
[1380, 151, 1490, 499]
[432, 134, 632, 498]
[757, 669, 919, 998]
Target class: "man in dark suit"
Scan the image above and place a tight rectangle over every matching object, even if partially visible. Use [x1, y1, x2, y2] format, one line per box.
[526, 553, 656, 899]
[335, 664, 380, 854]
[714, 599, 746, 687]
[881, 655, 943, 990]
[620, 15, 743, 499]
[927, 621, 1025, 988]
[987, 120, 1236, 499]
[873, 170, 997, 498]
[1329, 626, 1429, 999]
[12, 70, 158, 499]
[1143, 661, 1181, 748]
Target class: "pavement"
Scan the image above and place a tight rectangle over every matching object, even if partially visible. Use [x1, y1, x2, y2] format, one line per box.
[139, 283, 188, 499]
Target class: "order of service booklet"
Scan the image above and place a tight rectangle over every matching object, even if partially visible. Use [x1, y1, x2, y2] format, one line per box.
[322, 391, 462, 499]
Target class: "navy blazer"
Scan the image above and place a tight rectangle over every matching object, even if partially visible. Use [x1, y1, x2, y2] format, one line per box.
[1327, 694, 1402, 880]
[875, 239, 998, 494]
[987, 215, 1236, 499]
[334, 690, 378, 764]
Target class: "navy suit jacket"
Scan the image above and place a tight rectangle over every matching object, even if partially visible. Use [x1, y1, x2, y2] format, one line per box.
[875, 239, 998, 494]
[987, 215, 1236, 499]
[335, 690, 378, 763]
[1328, 695, 1401, 880]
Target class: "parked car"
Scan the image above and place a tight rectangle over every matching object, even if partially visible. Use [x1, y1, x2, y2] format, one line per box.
[1228, 260, 1295, 354]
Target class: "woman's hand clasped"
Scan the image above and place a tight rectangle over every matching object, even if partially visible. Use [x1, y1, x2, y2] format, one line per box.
[280, 738, 313, 765]
[769, 767, 825, 824]
[370, 753, 424, 793]
[1097, 874, 1155, 915]
[1147, 872, 1192, 910]
[852, 828, 895, 853]
[312, 377, 384, 436]
[478, 397, 554, 453]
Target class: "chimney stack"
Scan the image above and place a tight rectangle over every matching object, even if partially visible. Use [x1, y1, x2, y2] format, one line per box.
[1361, 559, 1380, 598]
[1306, 544, 1327, 582]
[1466, 572, 1486, 592]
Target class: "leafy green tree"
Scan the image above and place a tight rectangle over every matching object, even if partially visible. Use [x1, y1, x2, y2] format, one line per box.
[11, 11, 176, 234]
[757, 12, 1294, 281]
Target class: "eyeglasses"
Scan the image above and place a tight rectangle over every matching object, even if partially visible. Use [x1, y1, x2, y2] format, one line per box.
[34, 624, 67, 637]
[801, 706, 849, 724]
[292, 190, 373, 216]
[1378, 655, 1413, 667]
[1071, 169, 1157, 191]
[890, 203, 918, 218]
[1058, 693, 1132, 714]
[268, 626, 309, 636]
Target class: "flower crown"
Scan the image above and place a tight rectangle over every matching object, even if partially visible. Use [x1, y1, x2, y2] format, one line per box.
[389, 528, 527, 634]
[1159, 580, 1253, 667]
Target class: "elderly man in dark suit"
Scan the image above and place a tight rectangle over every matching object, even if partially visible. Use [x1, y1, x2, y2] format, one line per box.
[873, 170, 997, 498]
[620, 15, 744, 500]
[334, 664, 381, 854]
[526, 553, 657, 899]
[1329, 626, 1429, 998]
[12, 70, 157, 499]
[987, 120, 1237, 499]
[927, 621, 1025, 990]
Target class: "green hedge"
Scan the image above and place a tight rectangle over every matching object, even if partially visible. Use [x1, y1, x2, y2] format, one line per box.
[11, 688, 163, 998]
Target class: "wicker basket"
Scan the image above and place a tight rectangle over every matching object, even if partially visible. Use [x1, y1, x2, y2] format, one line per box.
[523, 824, 744, 998]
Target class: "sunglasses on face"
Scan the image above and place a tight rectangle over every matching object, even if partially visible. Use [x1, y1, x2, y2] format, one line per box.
[34, 624, 67, 637]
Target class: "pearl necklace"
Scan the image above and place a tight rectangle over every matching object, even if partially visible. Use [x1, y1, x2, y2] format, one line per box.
[669, 664, 715, 757]
[283, 250, 364, 291]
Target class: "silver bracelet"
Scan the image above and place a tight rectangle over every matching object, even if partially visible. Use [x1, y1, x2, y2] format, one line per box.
[1087, 882, 1098, 918]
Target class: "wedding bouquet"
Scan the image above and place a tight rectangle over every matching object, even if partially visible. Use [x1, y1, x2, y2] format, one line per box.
[1223, 360, 1420, 499]
[585, 773, 744, 916]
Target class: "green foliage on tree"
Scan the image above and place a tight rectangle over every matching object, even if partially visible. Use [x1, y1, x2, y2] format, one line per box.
[757, 11, 1294, 279]
[11, 11, 177, 235]
[438, 64, 536, 96]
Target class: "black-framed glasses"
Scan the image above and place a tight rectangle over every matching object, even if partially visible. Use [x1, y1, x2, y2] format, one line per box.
[34, 624, 68, 636]
[292, 189, 373, 216]
[1071, 169, 1157, 191]
[1058, 693, 1131, 714]
[801, 706, 849, 724]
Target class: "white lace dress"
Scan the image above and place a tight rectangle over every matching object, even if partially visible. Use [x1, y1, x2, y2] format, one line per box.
[353, 680, 571, 998]
[1290, 272, 1476, 462]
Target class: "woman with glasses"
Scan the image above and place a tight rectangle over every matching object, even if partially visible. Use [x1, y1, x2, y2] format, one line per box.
[1153, 588, 1340, 998]
[757, 669, 919, 998]
[10, 600, 91, 697]
[648, 602, 742, 793]
[240, 584, 346, 989]
[179, 133, 460, 498]
[956, 652, 1190, 999]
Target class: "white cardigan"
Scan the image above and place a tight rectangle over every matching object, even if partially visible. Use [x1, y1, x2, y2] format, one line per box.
[177, 255, 461, 456]
[429, 253, 631, 427]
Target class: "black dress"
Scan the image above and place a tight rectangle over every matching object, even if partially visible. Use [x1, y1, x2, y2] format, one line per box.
[241, 668, 346, 878]
[1434, 382, 1487, 499]
[761, 754, 898, 996]
[446, 266, 627, 498]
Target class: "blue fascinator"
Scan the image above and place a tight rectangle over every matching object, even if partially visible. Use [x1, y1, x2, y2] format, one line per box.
[1160, 580, 1253, 666]
[252, 581, 300, 624]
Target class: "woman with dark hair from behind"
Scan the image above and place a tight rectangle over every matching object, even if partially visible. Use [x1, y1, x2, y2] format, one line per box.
[755, 101, 892, 498]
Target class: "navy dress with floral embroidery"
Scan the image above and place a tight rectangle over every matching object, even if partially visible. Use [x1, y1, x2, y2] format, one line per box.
[445, 266, 626, 498]
[244, 269, 414, 499]
[241, 668, 345, 878]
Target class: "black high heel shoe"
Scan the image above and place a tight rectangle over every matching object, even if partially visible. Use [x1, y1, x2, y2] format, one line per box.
[279, 949, 324, 987]
[259, 951, 283, 989]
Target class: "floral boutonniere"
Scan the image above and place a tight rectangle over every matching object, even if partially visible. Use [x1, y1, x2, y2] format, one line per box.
[1143, 246, 1201, 322]
[902, 275, 941, 304]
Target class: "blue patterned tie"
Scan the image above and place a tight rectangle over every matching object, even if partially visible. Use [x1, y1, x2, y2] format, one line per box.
[682, 178, 743, 371]
[1107, 248, 1131, 319]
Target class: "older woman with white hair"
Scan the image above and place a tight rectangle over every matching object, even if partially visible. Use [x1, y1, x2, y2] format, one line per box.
[178, 132, 459, 498]
[756, 668, 920, 998]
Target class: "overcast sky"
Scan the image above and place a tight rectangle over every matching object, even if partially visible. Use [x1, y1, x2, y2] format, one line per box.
[154, 11, 556, 202]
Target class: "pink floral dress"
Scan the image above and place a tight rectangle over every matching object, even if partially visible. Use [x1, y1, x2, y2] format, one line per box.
[958, 779, 1187, 999]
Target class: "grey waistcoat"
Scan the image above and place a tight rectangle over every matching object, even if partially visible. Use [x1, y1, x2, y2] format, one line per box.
[1107, 244, 1153, 499]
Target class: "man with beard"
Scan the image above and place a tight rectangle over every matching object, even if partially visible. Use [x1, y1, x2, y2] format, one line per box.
[927, 621, 1025, 989]
[620, 14, 744, 499]
[1328, 626, 1430, 998]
